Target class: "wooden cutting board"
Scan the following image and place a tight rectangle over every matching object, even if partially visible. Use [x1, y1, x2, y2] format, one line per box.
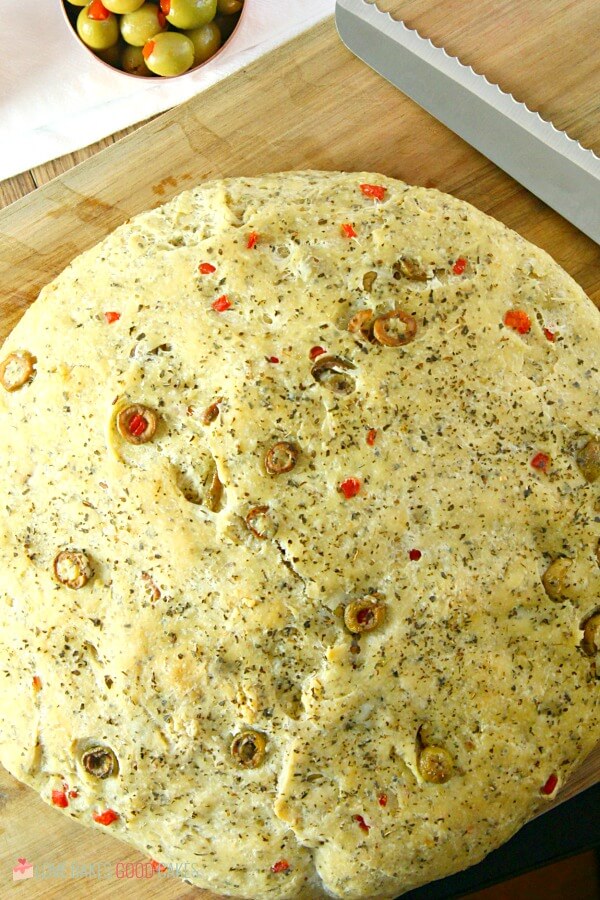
[0, 2, 598, 896]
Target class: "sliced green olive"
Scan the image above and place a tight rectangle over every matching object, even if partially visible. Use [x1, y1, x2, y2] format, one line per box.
[103, 0, 145, 11]
[576, 438, 600, 483]
[184, 21, 221, 64]
[311, 355, 356, 394]
[201, 399, 222, 425]
[393, 256, 429, 281]
[347, 309, 373, 341]
[205, 469, 223, 512]
[54, 550, 93, 590]
[542, 557, 574, 601]
[372, 309, 417, 347]
[0, 351, 36, 392]
[265, 441, 298, 475]
[120, 2, 166, 46]
[82, 746, 119, 778]
[166, 0, 217, 29]
[418, 745, 453, 783]
[77, 5, 120, 50]
[245, 506, 278, 540]
[231, 730, 266, 768]
[143, 31, 195, 76]
[582, 613, 600, 657]
[344, 597, 386, 634]
[362, 271, 377, 292]
[117, 404, 157, 444]
[121, 43, 152, 74]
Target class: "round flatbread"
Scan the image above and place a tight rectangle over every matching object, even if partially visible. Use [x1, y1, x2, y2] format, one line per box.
[0, 172, 598, 899]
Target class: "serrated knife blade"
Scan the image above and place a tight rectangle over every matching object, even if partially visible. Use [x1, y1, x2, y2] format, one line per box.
[335, 0, 600, 244]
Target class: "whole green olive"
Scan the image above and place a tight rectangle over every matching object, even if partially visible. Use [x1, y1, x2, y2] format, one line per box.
[120, 2, 167, 46]
[217, 0, 242, 13]
[95, 40, 123, 67]
[67, 0, 90, 6]
[143, 31, 195, 76]
[165, 0, 217, 30]
[77, 4, 120, 50]
[184, 21, 221, 64]
[103, 0, 145, 12]
[121, 43, 153, 75]
[214, 12, 237, 39]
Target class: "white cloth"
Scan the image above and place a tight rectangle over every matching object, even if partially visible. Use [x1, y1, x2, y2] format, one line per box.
[0, 0, 334, 181]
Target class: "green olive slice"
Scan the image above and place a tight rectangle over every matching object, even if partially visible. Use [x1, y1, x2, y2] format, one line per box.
[393, 256, 429, 281]
[265, 441, 298, 475]
[576, 438, 600, 483]
[117, 404, 157, 444]
[82, 746, 119, 778]
[201, 399, 222, 425]
[231, 730, 266, 768]
[347, 309, 373, 340]
[311, 355, 356, 394]
[0, 351, 36, 392]
[54, 550, 93, 590]
[582, 613, 600, 657]
[541, 557, 573, 602]
[418, 745, 453, 783]
[372, 310, 417, 347]
[344, 597, 386, 634]
[245, 506, 278, 540]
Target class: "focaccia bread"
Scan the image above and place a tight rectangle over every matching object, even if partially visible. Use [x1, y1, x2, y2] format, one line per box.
[0, 172, 598, 899]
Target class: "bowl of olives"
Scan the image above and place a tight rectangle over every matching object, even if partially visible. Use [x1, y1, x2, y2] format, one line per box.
[61, 1, 246, 78]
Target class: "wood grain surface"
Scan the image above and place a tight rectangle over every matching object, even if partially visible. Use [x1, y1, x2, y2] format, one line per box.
[0, 1, 599, 897]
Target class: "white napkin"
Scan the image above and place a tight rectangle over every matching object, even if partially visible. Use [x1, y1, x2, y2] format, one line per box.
[1, 0, 335, 182]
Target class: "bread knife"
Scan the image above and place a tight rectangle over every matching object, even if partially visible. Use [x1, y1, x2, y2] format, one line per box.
[335, 0, 600, 244]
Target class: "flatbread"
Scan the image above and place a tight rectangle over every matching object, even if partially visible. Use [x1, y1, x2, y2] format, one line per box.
[0, 172, 598, 899]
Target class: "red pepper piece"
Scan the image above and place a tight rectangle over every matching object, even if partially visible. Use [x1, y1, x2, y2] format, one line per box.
[93, 809, 119, 826]
[354, 814, 371, 833]
[266, 356, 280, 364]
[409, 549, 422, 561]
[199, 262, 216, 274]
[378, 793, 388, 807]
[541, 773, 558, 795]
[366, 428, 377, 446]
[247, 231, 259, 249]
[452, 257, 467, 275]
[69, 790, 78, 799]
[160, 0, 171, 12]
[52, 790, 68, 808]
[128, 413, 148, 437]
[543, 328, 557, 342]
[32, 675, 42, 691]
[309, 346, 326, 360]
[157, 9, 167, 27]
[360, 183, 387, 201]
[150, 859, 168, 872]
[271, 860, 290, 873]
[104, 311, 120, 324]
[341, 223, 357, 238]
[87, 0, 110, 20]
[531, 452, 550, 473]
[212, 295, 232, 312]
[504, 309, 531, 334]
[142, 40, 155, 60]
[339, 477, 361, 499]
